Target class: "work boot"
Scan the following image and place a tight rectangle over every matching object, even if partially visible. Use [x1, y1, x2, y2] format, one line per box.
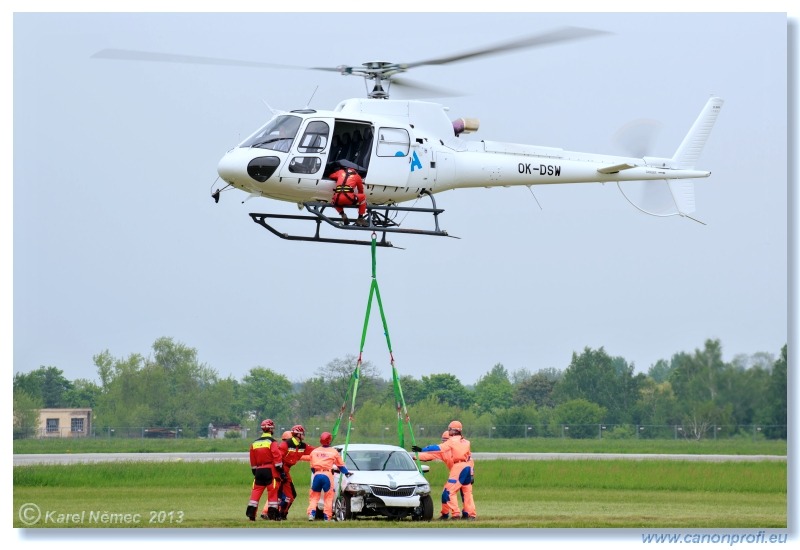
[355, 215, 368, 227]
[308, 510, 316, 521]
[260, 512, 269, 520]
[245, 505, 257, 522]
[438, 514, 449, 521]
[340, 212, 350, 225]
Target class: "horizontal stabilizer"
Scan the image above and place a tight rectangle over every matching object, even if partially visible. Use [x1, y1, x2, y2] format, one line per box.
[597, 162, 636, 174]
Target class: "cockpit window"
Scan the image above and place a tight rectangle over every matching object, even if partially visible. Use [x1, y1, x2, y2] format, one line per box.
[240, 115, 302, 153]
[298, 121, 329, 153]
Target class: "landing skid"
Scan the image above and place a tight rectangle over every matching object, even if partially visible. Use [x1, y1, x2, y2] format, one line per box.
[249, 191, 457, 248]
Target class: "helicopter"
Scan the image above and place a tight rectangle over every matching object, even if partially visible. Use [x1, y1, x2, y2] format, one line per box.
[93, 26, 723, 248]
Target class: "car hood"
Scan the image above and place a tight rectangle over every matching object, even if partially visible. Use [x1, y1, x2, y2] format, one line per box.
[346, 470, 426, 487]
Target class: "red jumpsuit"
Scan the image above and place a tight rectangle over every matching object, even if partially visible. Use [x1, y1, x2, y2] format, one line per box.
[247, 432, 284, 520]
[306, 446, 349, 520]
[330, 167, 366, 218]
[277, 436, 314, 519]
[420, 435, 476, 519]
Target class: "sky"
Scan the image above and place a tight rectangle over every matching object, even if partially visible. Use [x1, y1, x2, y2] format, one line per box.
[7, 9, 794, 391]
[4, 2, 797, 548]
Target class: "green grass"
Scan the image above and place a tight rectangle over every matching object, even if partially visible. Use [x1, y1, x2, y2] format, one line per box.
[13, 436, 787, 455]
[13, 459, 787, 529]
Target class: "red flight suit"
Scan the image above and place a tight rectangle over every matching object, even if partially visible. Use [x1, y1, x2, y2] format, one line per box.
[330, 167, 366, 218]
[277, 436, 314, 519]
[247, 432, 284, 520]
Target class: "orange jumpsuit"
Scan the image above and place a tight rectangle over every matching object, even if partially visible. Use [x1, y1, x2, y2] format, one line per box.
[330, 167, 366, 218]
[247, 432, 284, 520]
[306, 445, 350, 520]
[420, 435, 476, 518]
[277, 436, 314, 519]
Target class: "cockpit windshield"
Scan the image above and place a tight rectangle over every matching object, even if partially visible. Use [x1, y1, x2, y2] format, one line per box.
[240, 115, 302, 153]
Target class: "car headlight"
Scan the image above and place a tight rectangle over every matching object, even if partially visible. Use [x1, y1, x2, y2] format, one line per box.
[415, 483, 430, 495]
[345, 484, 372, 494]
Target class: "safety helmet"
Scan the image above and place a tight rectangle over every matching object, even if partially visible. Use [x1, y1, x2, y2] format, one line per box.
[320, 432, 333, 446]
[260, 419, 275, 432]
[441, 430, 450, 442]
[448, 420, 463, 433]
[281, 431, 292, 440]
[291, 424, 305, 437]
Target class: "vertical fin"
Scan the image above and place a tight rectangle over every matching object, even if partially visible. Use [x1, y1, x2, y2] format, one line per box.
[671, 96, 724, 169]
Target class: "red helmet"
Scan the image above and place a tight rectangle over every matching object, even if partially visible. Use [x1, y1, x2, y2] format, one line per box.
[320, 432, 333, 446]
[448, 420, 462, 433]
[281, 431, 292, 440]
[291, 425, 305, 437]
[441, 430, 451, 441]
[260, 419, 275, 432]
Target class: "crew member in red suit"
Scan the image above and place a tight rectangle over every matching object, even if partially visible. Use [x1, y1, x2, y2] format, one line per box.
[277, 424, 315, 520]
[330, 166, 368, 226]
[246, 418, 285, 521]
[306, 431, 351, 521]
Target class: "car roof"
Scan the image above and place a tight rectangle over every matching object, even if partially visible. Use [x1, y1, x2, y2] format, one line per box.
[334, 443, 407, 452]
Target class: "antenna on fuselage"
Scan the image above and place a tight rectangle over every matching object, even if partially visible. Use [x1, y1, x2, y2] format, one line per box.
[305, 86, 319, 109]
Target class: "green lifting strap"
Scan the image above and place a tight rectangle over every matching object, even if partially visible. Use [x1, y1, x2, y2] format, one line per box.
[338, 234, 422, 481]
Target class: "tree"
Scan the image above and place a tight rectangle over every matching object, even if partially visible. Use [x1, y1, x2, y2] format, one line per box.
[418, 373, 474, 409]
[554, 347, 641, 424]
[13, 366, 74, 408]
[13, 389, 41, 439]
[492, 405, 539, 438]
[314, 355, 386, 410]
[473, 363, 514, 416]
[553, 398, 607, 439]
[62, 378, 102, 408]
[240, 367, 294, 423]
[668, 339, 731, 438]
[759, 345, 787, 439]
[513, 368, 560, 408]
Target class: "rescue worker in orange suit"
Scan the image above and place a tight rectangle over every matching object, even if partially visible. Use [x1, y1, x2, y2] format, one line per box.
[412, 420, 476, 520]
[277, 424, 315, 520]
[330, 166, 368, 226]
[306, 431, 351, 521]
[246, 419, 285, 521]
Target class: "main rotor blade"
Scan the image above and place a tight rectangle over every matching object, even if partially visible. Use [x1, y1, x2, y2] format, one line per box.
[403, 26, 611, 68]
[391, 77, 461, 98]
[92, 48, 309, 71]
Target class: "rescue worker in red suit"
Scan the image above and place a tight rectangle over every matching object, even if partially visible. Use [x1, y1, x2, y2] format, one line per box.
[306, 431, 351, 521]
[246, 419, 285, 521]
[412, 420, 476, 520]
[276, 424, 315, 520]
[330, 166, 368, 226]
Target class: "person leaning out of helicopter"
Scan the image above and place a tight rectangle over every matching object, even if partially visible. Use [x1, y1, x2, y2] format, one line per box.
[329, 164, 368, 226]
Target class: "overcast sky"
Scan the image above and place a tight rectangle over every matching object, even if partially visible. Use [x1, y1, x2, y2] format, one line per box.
[8, 10, 793, 392]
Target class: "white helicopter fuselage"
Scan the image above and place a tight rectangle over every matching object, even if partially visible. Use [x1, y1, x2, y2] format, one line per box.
[216, 96, 722, 214]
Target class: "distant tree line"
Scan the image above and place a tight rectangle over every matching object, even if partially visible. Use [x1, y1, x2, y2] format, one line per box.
[13, 337, 787, 440]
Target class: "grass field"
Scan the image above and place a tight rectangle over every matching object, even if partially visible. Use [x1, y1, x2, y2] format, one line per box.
[13, 458, 787, 530]
[12, 436, 788, 456]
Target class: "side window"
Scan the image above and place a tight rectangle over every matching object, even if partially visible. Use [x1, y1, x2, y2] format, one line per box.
[298, 121, 329, 153]
[376, 127, 410, 157]
[288, 157, 322, 174]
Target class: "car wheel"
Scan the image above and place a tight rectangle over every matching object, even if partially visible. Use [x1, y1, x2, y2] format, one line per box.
[419, 495, 434, 521]
[334, 495, 354, 521]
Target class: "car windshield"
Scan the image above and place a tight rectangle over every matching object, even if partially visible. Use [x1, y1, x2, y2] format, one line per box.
[343, 450, 417, 472]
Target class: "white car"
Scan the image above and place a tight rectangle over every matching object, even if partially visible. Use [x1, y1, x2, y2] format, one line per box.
[319, 443, 434, 521]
